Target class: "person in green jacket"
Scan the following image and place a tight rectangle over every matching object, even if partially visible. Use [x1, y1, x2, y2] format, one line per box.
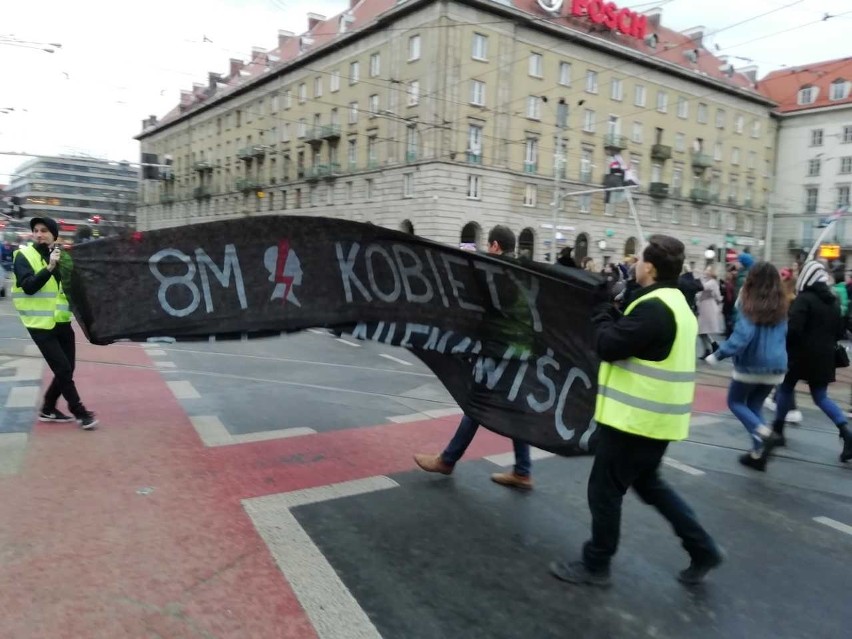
[832, 264, 848, 317]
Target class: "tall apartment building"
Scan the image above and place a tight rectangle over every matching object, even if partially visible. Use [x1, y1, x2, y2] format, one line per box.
[137, 0, 776, 264]
[5, 155, 138, 236]
[758, 57, 852, 265]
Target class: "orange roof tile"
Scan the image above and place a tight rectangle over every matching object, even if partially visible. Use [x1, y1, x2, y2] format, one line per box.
[756, 56, 852, 114]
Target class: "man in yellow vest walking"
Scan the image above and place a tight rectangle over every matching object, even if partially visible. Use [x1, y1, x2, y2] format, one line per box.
[550, 235, 721, 587]
[12, 217, 97, 430]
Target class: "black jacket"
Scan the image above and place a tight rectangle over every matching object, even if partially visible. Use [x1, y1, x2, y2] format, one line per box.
[677, 273, 703, 313]
[13, 243, 59, 296]
[592, 282, 679, 363]
[787, 282, 845, 386]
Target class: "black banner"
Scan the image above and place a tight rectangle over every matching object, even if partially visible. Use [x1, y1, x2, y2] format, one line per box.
[65, 216, 607, 456]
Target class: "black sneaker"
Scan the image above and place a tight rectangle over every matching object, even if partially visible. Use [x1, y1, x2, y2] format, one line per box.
[739, 452, 767, 471]
[678, 548, 725, 586]
[76, 412, 98, 430]
[38, 409, 74, 423]
[549, 560, 612, 588]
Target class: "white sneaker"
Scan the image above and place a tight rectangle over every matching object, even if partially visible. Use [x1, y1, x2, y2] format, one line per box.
[764, 398, 777, 411]
[786, 410, 803, 424]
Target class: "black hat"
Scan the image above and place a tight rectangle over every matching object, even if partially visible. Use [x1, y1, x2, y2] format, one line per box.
[30, 217, 59, 240]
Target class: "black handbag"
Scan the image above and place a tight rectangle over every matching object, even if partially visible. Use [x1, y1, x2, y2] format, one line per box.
[835, 343, 850, 368]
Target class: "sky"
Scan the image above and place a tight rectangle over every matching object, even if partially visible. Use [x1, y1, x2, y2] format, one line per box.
[1, 0, 850, 183]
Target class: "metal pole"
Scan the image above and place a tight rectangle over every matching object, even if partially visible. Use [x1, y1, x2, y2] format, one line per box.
[624, 188, 644, 245]
[550, 129, 562, 263]
[807, 219, 838, 261]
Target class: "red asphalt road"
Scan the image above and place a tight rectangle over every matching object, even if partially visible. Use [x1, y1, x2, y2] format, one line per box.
[0, 343, 728, 639]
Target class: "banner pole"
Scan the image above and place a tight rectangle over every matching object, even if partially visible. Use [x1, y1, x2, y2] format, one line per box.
[806, 220, 837, 262]
[624, 189, 645, 249]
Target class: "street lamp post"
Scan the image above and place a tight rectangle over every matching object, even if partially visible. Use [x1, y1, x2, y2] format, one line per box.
[550, 99, 568, 263]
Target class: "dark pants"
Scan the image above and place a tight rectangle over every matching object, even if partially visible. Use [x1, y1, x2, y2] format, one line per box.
[441, 414, 532, 477]
[582, 425, 718, 572]
[29, 322, 86, 417]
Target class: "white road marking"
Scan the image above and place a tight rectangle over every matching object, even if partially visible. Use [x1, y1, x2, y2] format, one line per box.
[335, 338, 361, 348]
[308, 328, 327, 335]
[485, 448, 556, 466]
[387, 413, 428, 424]
[0, 357, 43, 382]
[378, 353, 413, 366]
[166, 380, 201, 400]
[144, 348, 168, 357]
[422, 407, 463, 418]
[813, 516, 852, 536]
[154, 360, 177, 368]
[0, 433, 28, 476]
[690, 414, 722, 427]
[243, 477, 396, 639]
[663, 457, 706, 476]
[5, 385, 40, 408]
[189, 415, 316, 447]
[386, 406, 462, 423]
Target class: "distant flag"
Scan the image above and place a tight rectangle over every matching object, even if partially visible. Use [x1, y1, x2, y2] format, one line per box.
[816, 204, 849, 228]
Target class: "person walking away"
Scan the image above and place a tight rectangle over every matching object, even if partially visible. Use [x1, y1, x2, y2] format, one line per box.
[677, 264, 703, 316]
[763, 267, 804, 423]
[772, 261, 852, 463]
[697, 266, 723, 358]
[12, 217, 98, 429]
[414, 225, 533, 488]
[705, 263, 788, 471]
[831, 264, 849, 317]
[549, 235, 722, 588]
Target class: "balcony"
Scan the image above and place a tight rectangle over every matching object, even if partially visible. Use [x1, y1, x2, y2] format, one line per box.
[603, 134, 628, 151]
[467, 152, 482, 165]
[650, 144, 672, 161]
[649, 182, 670, 198]
[160, 171, 175, 182]
[406, 151, 419, 163]
[690, 151, 714, 171]
[159, 193, 175, 204]
[690, 187, 711, 204]
[304, 165, 328, 181]
[235, 178, 260, 193]
[321, 124, 342, 140]
[523, 162, 537, 174]
[193, 186, 212, 199]
[304, 128, 324, 144]
[237, 145, 266, 161]
[193, 161, 213, 172]
[367, 159, 380, 170]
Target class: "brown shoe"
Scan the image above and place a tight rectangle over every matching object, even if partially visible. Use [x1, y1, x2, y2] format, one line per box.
[490, 471, 533, 490]
[413, 453, 453, 475]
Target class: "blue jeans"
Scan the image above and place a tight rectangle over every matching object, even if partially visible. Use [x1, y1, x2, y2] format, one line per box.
[727, 381, 774, 451]
[441, 414, 532, 477]
[775, 375, 846, 427]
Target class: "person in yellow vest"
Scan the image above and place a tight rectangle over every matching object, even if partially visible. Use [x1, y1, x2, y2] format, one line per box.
[550, 235, 722, 588]
[12, 217, 97, 430]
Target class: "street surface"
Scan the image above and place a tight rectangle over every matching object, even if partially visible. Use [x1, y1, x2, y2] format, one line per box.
[0, 299, 849, 638]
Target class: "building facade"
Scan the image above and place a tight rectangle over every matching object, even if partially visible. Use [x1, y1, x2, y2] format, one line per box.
[137, 0, 776, 265]
[5, 155, 138, 237]
[758, 58, 852, 265]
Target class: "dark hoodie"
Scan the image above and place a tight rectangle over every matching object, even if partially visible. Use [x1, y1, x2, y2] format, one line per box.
[786, 282, 845, 386]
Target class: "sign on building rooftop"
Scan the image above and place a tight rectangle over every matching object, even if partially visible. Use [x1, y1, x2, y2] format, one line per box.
[536, 0, 648, 40]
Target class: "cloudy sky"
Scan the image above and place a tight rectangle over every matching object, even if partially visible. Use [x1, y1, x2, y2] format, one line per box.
[1, 0, 850, 182]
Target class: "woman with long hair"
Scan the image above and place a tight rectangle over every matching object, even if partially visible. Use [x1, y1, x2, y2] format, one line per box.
[771, 261, 852, 464]
[705, 263, 788, 471]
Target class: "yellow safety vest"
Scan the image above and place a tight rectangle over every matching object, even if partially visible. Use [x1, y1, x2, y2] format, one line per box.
[11, 245, 72, 330]
[594, 287, 697, 441]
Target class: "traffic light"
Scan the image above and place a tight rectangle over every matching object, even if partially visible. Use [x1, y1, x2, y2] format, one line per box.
[92, 215, 101, 224]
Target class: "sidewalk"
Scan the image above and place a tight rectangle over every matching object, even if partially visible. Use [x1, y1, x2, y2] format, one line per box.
[0, 340, 733, 639]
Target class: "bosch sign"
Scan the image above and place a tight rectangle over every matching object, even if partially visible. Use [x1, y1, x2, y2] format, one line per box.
[537, 0, 649, 40]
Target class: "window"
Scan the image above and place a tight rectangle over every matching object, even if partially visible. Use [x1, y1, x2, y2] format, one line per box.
[656, 90, 668, 113]
[270, 93, 279, 113]
[470, 80, 485, 106]
[368, 94, 379, 116]
[798, 86, 817, 105]
[747, 151, 756, 169]
[559, 61, 571, 86]
[750, 120, 761, 138]
[467, 175, 481, 199]
[731, 147, 740, 165]
[677, 96, 688, 119]
[745, 181, 754, 207]
[610, 78, 623, 101]
[407, 81, 420, 106]
[580, 147, 593, 182]
[369, 53, 380, 77]
[468, 124, 483, 161]
[526, 95, 542, 120]
[472, 33, 488, 60]
[524, 138, 538, 172]
[403, 173, 414, 198]
[735, 114, 744, 134]
[280, 123, 290, 142]
[586, 70, 598, 93]
[582, 109, 595, 132]
[310, 78, 320, 100]
[634, 84, 646, 107]
[348, 139, 357, 168]
[529, 53, 543, 77]
[298, 83, 307, 103]
[348, 101, 358, 124]
[844, 126, 852, 144]
[408, 35, 421, 61]
[838, 185, 851, 207]
[631, 121, 643, 144]
[330, 70, 340, 92]
[349, 61, 360, 84]
[715, 109, 725, 129]
[672, 165, 683, 195]
[672, 204, 681, 225]
[607, 114, 620, 136]
[713, 142, 722, 161]
[697, 103, 708, 124]
[744, 214, 754, 233]
[651, 162, 662, 183]
[841, 157, 852, 174]
[366, 178, 374, 200]
[297, 118, 307, 138]
[674, 133, 685, 152]
[726, 212, 737, 231]
[811, 129, 824, 146]
[523, 184, 536, 207]
[807, 158, 821, 177]
[805, 187, 819, 213]
[578, 193, 591, 212]
[831, 79, 850, 101]
[284, 89, 292, 109]
[367, 136, 377, 165]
